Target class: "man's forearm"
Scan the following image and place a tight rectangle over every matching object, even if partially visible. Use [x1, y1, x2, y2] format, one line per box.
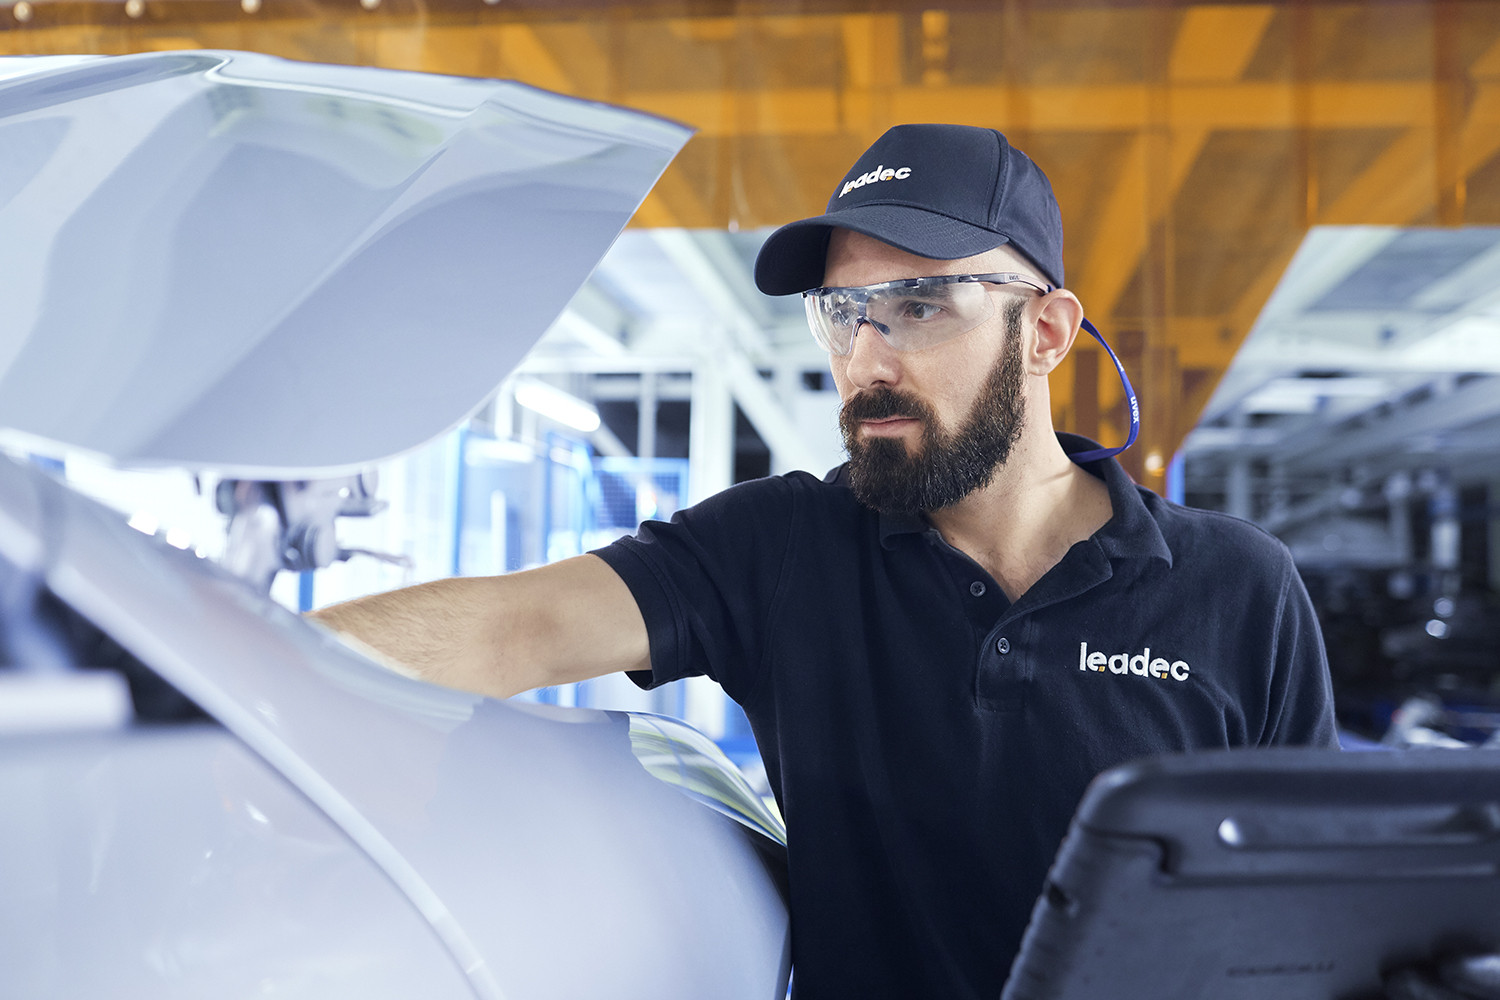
[307, 554, 651, 699]
[309, 576, 508, 693]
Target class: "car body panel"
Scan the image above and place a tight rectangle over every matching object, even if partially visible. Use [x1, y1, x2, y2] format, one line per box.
[0, 50, 688, 478]
[0, 51, 790, 998]
[1, 408, 789, 1000]
[0, 725, 477, 1000]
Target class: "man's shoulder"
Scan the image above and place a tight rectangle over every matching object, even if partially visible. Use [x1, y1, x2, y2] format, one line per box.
[1139, 489, 1295, 574]
[710, 465, 854, 507]
[678, 466, 859, 528]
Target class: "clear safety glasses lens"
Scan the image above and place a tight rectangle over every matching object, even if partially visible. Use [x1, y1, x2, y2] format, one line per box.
[799, 272, 1140, 462]
[802, 273, 1047, 356]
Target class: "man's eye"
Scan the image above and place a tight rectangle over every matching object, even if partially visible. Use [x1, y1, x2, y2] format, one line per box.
[901, 300, 944, 322]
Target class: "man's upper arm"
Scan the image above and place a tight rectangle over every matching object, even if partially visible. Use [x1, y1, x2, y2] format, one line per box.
[1262, 556, 1340, 748]
[496, 553, 652, 689]
[588, 474, 803, 701]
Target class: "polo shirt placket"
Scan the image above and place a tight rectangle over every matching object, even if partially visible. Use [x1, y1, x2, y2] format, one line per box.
[877, 445, 1160, 714]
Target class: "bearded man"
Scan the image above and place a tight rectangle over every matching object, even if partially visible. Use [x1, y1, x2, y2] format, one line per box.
[313, 124, 1339, 999]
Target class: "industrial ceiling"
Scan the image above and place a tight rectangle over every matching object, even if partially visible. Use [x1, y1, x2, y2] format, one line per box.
[5, 0, 1499, 497]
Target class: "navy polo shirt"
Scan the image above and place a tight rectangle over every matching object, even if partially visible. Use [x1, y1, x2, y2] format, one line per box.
[593, 433, 1338, 1000]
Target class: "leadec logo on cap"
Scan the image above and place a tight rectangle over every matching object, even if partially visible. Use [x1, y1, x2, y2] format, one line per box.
[839, 164, 912, 198]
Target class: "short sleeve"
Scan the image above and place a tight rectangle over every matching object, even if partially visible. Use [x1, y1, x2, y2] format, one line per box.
[590, 474, 802, 704]
[1259, 555, 1341, 749]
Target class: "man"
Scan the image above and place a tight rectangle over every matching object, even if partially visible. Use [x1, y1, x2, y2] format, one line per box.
[313, 124, 1339, 999]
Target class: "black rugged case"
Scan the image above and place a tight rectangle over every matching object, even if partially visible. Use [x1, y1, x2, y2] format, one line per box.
[1001, 747, 1500, 1000]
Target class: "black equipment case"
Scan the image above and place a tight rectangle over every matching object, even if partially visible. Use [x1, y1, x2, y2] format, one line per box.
[1002, 747, 1500, 1000]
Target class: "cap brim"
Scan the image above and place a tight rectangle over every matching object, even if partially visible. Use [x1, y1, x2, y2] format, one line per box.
[753, 204, 1013, 296]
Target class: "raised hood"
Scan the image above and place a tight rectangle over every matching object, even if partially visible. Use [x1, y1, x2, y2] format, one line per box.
[0, 50, 689, 477]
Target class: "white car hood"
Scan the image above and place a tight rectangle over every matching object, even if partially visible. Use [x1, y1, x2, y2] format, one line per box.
[0, 50, 687, 477]
[0, 52, 789, 998]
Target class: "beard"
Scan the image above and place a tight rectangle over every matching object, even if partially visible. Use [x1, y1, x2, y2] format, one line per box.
[839, 300, 1027, 516]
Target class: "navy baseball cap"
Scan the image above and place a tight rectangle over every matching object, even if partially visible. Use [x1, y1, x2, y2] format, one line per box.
[754, 124, 1065, 295]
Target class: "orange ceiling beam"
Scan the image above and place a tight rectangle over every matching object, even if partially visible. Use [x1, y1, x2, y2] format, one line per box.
[6, 1, 1500, 486]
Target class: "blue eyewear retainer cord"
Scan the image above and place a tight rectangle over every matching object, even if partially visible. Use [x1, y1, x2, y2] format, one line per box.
[1068, 317, 1140, 464]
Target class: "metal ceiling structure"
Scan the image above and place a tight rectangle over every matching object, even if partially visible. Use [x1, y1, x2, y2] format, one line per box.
[1185, 224, 1500, 532]
[5, 0, 1500, 499]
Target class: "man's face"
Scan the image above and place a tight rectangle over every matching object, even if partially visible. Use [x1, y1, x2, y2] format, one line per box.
[823, 230, 1038, 515]
[838, 301, 1026, 514]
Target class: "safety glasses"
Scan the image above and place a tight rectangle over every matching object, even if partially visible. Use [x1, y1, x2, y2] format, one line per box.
[802, 272, 1049, 357]
[802, 272, 1140, 463]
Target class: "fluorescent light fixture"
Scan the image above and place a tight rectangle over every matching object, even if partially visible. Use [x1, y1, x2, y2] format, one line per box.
[1242, 375, 1390, 414]
[514, 378, 601, 433]
[1402, 316, 1500, 371]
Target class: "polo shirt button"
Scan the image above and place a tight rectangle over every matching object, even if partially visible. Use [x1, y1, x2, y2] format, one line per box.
[996, 636, 1011, 654]
[969, 581, 986, 597]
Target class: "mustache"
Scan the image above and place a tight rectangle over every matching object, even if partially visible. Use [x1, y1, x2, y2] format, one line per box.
[839, 388, 934, 427]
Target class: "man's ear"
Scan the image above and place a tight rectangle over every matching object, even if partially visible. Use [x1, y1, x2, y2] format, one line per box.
[1028, 289, 1085, 376]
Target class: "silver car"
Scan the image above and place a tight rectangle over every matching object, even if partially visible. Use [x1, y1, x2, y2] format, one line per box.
[0, 50, 790, 999]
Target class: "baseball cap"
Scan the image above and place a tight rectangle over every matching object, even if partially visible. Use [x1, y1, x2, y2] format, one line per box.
[753, 124, 1066, 295]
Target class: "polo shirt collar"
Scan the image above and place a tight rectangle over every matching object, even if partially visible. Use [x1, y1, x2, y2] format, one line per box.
[842, 433, 1174, 567]
[1060, 433, 1174, 568]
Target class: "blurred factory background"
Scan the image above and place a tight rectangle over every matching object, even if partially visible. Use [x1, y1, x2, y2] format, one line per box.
[6, 0, 1500, 753]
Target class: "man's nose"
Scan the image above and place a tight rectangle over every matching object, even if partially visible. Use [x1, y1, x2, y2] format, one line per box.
[843, 318, 902, 388]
